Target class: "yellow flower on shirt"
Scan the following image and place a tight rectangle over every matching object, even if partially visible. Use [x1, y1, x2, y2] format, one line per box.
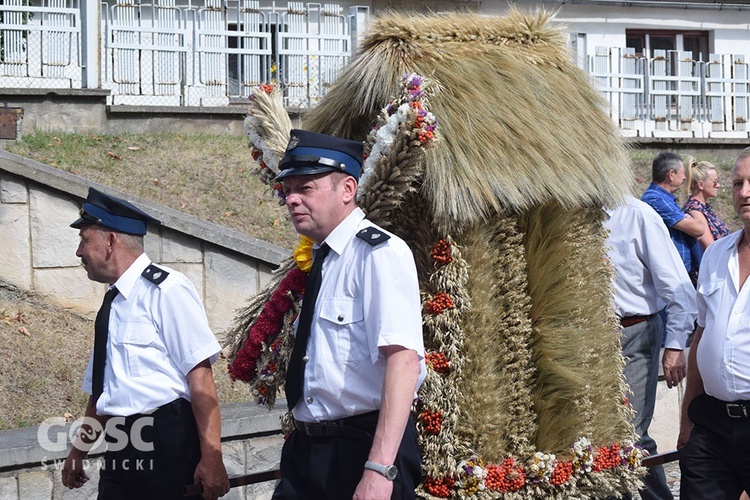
[293, 235, 314, 273]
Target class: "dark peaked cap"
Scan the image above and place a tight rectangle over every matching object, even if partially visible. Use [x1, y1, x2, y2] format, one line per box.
[70, 187, 160, 235]
[275, 129, 364, 181]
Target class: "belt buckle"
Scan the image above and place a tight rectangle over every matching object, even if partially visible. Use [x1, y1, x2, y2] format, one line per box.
[726, 403, 747, 418]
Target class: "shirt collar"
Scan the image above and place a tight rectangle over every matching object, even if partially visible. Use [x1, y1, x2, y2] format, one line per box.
[727, 230, 744, 291]
[649, 182, 677, 201]
[113, 253, 151, 299]
[321, 207, 365, 256]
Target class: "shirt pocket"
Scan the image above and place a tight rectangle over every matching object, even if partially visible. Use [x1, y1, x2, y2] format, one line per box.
[319, 298, 367, 366]
[112, 320, 161, 378]
[698, 279, 724, 313]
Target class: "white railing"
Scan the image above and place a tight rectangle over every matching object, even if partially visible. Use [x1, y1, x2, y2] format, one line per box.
[590, 47, 750, 138]
[100, 0, 362, 107]
[0, 0, 81, 88]
[2, 2, 750, 138]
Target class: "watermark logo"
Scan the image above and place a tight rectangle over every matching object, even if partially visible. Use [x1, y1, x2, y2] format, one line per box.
[37, 416, 155, 453]
[41, 457, 155, 472]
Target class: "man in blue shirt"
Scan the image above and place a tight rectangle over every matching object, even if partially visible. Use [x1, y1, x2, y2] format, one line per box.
[641, 152, 704, 272]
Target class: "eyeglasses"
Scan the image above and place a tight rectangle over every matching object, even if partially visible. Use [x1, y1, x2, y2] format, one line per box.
[713, 180, 721, 187]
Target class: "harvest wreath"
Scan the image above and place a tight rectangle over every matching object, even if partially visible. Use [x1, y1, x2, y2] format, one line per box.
[225, 67, 645, 498]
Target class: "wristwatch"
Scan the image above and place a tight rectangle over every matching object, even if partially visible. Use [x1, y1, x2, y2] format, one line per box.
[364, 460, 398, 481]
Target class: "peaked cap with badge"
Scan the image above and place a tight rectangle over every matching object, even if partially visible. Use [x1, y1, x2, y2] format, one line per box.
[71, 187, 161, 236]
[275, 129, 364, 182]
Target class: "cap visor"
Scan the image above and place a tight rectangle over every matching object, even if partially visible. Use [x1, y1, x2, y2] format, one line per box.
[275, 164, 338, 181]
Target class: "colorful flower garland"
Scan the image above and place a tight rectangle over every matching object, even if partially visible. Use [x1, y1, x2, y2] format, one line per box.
[243, 83, 286, 201]
[360, 73, 438, 192]
[422, 435, 643, 497]
[417, 238, 645, 498]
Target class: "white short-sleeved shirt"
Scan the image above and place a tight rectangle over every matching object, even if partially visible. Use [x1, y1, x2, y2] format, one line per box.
[292, 207, 426, 422]
[83, 253, 221, 416]
[695, 229, 750, 402]
[604, 196, 696, 349]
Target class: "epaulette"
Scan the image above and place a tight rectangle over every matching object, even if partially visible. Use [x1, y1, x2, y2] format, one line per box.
[142, 263, 169, 285]
[356, 226, 390, 246]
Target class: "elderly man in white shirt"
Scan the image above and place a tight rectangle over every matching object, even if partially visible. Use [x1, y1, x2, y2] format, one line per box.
[605, 195, 697, 500]
[678, 148, 750, 499]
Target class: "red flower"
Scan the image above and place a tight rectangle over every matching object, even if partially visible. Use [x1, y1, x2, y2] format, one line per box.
[228, 267, 307, 381]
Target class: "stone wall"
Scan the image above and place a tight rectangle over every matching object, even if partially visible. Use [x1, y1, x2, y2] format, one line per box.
[0, 148, 291, 499]
[0, 89, 303, 140]
[0, 402, 286, 500]
[0, 149, 289, 339]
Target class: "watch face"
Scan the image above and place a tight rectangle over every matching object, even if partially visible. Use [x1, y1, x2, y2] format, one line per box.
[385, 465, 398, 481]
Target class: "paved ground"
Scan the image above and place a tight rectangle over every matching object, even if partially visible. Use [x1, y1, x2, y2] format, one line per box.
[631, 461, 680, 499]
[664, 461, 681, 498]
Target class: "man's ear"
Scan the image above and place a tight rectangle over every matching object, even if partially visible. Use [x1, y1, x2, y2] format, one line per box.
[341, 175, 358, 203]
[107, 232, 117, 254]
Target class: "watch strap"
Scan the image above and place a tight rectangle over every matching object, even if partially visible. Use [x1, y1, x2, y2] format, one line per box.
[364, 460, 397, 480]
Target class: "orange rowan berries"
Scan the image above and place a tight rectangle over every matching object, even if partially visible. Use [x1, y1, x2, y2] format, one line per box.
[426, 352, 450, 374]
[550, 460, 573, 485]
[419, 409, 443, 434]
[485, 458, 526, 492]
[423, 476, 455, 498]
[431, 239, 453, 265]
[425, 293, 454, 315]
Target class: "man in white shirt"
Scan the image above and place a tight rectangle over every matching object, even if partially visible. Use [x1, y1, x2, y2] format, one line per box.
[678, 148, 750, 498]
[61, 187, 229, 500]
[272, 129, 425, 500]
[605, 195, 697, 500]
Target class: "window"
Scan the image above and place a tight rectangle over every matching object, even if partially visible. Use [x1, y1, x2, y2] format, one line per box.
[626, 30, 709, 61]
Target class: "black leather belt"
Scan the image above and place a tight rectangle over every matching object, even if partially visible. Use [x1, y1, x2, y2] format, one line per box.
[620, 314, 655, 328]
[294, 410, 379, 439]
[708, 395, 750, 419]
[121, 398, 191, 427]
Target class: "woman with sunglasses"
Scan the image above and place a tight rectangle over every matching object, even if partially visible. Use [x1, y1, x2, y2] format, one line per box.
[682, 157, 731, 283]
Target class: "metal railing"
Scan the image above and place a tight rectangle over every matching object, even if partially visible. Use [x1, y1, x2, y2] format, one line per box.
[0, 0, 82, 88]
[101, 0, 362, 107]
[590, 47, 750, 138]
[0, 0, 363, 108]
[2, 2, 750, 137]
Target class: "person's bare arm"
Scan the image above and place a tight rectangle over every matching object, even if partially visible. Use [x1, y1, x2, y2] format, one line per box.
[674, 214, 705, 238]
[353, 346, 420, 500]
[62, 396, 107, 489]
[688, 210, 713, 249]
[186, 359, 230, 500]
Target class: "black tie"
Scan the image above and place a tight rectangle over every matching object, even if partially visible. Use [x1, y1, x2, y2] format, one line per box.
[92, 287, 118, 407]
[286, 244, 330, 411]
